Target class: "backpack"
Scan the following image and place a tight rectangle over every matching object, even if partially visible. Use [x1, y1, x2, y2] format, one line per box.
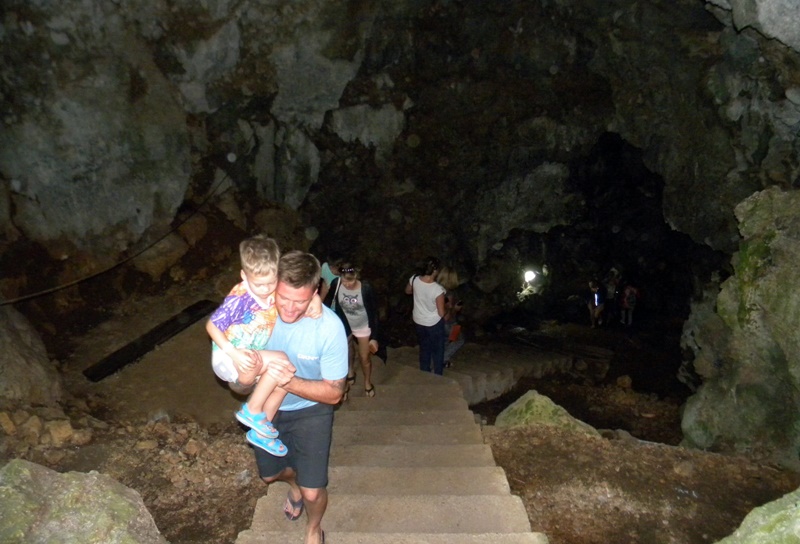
[625, 288, 637, 308]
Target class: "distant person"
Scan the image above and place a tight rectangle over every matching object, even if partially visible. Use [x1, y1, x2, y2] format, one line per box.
[318, 251, 344, 302]
[603, 268, 622, 325]
[620, 281, 641, 328]
[438, 266, 465, 368]
[206, 235, 322, 457]
[405, 256, 446, 375]
[252, 250, 348, 544]
[324, 261, 383, 399]
[587, 279, 605, 328]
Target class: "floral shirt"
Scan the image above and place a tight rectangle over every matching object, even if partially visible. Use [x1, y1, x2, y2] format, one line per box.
[209, 281, 277, 351]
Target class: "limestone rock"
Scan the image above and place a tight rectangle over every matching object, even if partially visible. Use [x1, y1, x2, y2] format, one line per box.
[0, 0, 190, 259]
[714, 485, 800, 543]
[496, 390, 601, 438]
[329, 103, 407, 166]
[131, 232, 191, 281]
[469, 162, 583, 264]
[730, 0, 800, 53]
[0, 307, 62, 409]
[0, 459, 167, 544]
[682, 187, 800, 466]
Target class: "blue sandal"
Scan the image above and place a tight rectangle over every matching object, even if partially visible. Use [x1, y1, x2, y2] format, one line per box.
[246, 429, 288, 457]
[236, 403, 279, 438]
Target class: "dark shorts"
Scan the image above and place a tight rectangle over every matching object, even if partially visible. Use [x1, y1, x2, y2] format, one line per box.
[254, 402, 334, 489]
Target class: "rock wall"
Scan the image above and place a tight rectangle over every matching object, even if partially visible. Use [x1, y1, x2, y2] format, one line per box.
[681, 187, 800, 467]
[0, 459, 167, 543]
[2, 0, 800, 461]
[0, 307, 62, 409]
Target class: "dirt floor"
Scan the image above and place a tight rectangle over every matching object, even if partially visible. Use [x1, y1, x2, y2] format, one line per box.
[9, 282, 800, 544]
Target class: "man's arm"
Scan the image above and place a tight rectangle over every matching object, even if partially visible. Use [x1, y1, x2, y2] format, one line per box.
[261, 352, 346, 405]
[267, 358, 345, 404]
[285, 376, 345, 405]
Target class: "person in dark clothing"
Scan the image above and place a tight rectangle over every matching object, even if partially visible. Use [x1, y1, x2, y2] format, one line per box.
[587, 279, 606, 328]
[323, 262, 384, 398]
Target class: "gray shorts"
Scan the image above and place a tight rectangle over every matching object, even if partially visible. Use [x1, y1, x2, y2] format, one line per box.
[254, 403, 334, 489]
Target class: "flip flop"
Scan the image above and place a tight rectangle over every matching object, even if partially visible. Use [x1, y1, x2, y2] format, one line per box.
[284, 491, 304, 521]
[364, 385, 375, 398]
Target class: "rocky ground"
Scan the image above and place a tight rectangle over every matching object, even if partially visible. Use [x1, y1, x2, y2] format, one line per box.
[4, 281, 800, 544]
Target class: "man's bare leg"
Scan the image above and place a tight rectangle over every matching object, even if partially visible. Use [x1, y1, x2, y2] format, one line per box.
[262, 469, 327, 543]
[262, 467, 303, 519]
[301, 486, 327, 544]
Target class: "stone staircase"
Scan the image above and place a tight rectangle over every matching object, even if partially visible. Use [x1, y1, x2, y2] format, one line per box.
[235, 343, 570, 544]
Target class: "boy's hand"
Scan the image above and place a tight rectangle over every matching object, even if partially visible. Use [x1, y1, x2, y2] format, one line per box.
[232, 349, 258, 372]
[306, 293, 323, 319]
[368, 339, 379, 354]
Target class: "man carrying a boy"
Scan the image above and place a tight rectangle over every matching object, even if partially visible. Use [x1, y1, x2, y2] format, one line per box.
[254, 250, 348, 544]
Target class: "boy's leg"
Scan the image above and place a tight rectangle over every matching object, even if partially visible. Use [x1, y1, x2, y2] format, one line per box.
[212, 349, 258, 395]
[247, 373, 280, 417]
[262, 387, 288, 423]
[234, 354, 280, 437]
[235, 351, 264, 390]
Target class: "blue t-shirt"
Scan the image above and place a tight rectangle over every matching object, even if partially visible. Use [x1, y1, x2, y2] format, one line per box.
[269, 305, 349, 411]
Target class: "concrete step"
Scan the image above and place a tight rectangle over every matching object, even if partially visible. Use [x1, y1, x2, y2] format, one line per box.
[236, 345, 555, 544]
[237, 531, 549, 544]
[386, 346, 518, 404]
[330, 444, 497, 467]
[342, 382, 465, 399]
[332, 423, 483, 446]
[370, 361, 455, 385]
[340, 395, 468, 411]
[327, 466, 514, 495]
[333, 409, 477, 427]
[247, 492, 533, 533]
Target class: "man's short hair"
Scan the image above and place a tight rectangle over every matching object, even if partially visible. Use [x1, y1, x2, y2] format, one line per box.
[240, 235, 280, 277]
[279, 250, 321, 289]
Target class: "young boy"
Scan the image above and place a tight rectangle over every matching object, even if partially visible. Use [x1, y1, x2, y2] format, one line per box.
[206, 235, 322, 456]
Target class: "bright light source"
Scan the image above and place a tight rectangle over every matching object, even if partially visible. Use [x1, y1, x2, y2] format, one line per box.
[524, 270, 536, 283]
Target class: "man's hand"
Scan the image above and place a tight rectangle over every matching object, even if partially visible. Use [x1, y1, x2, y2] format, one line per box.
[261, 351, 297, 387]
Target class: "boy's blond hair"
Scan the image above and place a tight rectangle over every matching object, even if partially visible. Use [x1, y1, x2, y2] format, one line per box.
[438, 266, 460, 290]
[239, 235, 280, 277]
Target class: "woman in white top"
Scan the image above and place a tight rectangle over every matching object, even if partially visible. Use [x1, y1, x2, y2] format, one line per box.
[404, 256, 447, 375]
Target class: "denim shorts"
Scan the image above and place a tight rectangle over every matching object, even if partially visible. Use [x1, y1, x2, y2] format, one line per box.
[254, 402, 334, 489]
